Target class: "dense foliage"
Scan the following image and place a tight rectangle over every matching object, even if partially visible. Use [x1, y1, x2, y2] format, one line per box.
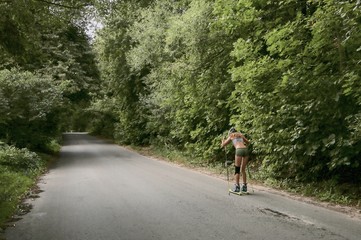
[0, 0, 100, 224]
[0, 143, 46, 225]
[215, 0, 361, 183]
[0, 0, 100, 150]
[92, 0, 361, 185]
[0, 69, 62, 150]
[92, 0, 233, 161]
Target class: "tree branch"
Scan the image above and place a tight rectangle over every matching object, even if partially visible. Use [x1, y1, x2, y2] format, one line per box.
[34, 0, 90, 9]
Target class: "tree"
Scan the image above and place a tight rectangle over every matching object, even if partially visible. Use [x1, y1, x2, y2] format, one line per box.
[0, 0, 100, 145]
[93, 1, 153, 144]
[0, 69, 63, 150]
[92, 0, 361, 185]
[214, 0, 361, 182]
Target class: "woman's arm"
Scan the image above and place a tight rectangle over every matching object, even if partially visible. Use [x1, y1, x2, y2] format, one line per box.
[221, 137, 232, 148]
[242, 135, 250, 145]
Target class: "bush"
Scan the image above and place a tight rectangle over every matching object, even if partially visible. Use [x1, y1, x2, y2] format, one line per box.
[0, 144, 43, 175]
[0, 68, 63, 150]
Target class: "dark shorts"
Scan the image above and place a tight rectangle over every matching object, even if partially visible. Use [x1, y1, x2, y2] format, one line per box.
[236, 148, 249, 157]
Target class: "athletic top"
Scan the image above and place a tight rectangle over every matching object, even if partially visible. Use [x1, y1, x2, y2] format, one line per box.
[230, 133, 245, 146]
[232, 137, 244, 144]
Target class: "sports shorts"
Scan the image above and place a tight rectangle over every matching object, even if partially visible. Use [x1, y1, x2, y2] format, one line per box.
[235, 148, 249, 157]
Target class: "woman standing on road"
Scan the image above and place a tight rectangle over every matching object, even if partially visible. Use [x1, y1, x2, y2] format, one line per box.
[221, 127, 250, 192]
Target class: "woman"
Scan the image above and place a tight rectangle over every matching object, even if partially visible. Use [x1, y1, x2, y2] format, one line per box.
[221, 127, 250, 192]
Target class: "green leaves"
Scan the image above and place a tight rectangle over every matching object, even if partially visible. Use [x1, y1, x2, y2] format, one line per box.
[92, 0, 361, 184]
[0, 144, 42, 174]
[0, 68, 63, 149]
[216, 0, 361, 182]
[0, 69, 62, 121]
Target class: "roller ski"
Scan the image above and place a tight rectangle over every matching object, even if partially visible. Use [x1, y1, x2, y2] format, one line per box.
[228, 184, 250, 196]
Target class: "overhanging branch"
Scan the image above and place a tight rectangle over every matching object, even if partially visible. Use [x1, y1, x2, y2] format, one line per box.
[34, 0, 90, 9]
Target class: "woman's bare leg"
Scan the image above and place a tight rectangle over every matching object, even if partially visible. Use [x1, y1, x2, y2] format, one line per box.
[241, 156, 248, 184]
[235, 155, 241, 185]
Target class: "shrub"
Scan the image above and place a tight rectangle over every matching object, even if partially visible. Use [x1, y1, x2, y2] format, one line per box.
[0, 144, 43, 175]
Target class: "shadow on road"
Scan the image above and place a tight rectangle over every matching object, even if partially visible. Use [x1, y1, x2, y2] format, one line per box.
[62, 132, 112, 146]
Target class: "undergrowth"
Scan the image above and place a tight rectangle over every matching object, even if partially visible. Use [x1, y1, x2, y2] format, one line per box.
[261, 177, 361, 208]
[0, 141, 60, 231]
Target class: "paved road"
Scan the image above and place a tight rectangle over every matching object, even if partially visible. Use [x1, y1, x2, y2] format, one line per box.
[5, 133, 361, 240]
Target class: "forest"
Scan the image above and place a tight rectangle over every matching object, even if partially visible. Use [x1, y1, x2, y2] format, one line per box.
[1, 0, 361, 223]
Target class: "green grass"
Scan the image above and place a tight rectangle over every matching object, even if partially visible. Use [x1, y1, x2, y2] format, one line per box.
[0, 168, 34, 226]
[261, 176, 361, 208]
[0, 141, 59, 231]
[130, 144, 195, 167]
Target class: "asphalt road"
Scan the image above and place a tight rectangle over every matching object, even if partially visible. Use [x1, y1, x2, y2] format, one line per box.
[5, 133, 361, 240]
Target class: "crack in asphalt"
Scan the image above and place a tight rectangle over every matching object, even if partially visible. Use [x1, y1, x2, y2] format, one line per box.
[259, 207, 297, 219]
[258, 207, 349, 240]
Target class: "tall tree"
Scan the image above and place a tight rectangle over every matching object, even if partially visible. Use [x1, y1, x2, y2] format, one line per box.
[93, 1, 154, 144]
[214, 0, 361, 182]
[0, 0, 100, 147]
[92, 0, 361, 185]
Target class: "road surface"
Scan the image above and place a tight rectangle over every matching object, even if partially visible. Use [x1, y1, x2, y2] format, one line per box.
[5, 133, 361, 240]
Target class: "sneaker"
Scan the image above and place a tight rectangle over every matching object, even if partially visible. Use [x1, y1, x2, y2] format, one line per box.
[241, 184, 247, 192]
[233, 184, 240, 192]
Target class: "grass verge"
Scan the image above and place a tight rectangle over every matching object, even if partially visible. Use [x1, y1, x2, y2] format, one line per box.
[0, 170, 33, 225]
[261, 177, 361, 209]
[0, 141, 60, 234]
